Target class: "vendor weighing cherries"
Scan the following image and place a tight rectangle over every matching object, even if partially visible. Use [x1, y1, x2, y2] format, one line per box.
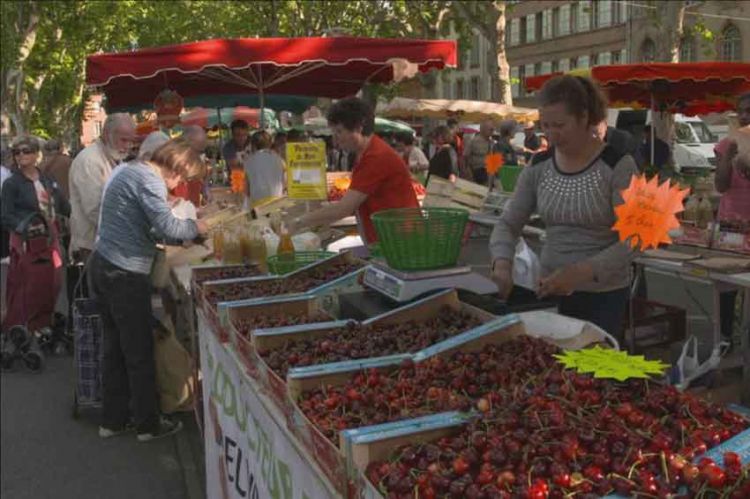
[286, 97, 419, 244]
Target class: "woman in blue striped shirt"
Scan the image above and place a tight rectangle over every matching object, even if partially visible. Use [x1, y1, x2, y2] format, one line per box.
[90, 138, 208, 441]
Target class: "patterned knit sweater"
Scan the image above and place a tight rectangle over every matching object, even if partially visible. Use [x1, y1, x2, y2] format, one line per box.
[490, 146, 638, 292]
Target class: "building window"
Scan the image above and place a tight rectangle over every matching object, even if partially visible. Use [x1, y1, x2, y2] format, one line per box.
[542, 10, 553, 39]
[509, 18, 520, 46]
[559, 59, 570, 72]
[596, 0, 612, 28]
[541, 61, 552, 75]
[599, 52, 612, 65]
[487, 47, 495, 70]
[679, 36, 696, 62]
[470, 76, 481, 100]
[552, 60, 559, 72]
[640, 37, 656, 62]
[518, 65, 525, 96]
[613, 0, 627, 24]
[569, 57, 578, 69]
[719, 24, 742, 61]
[579, 55, 590, 68]
[526, 14, 536, 43]
[456, 79, 465, 100]
[577, 1, 591, 32]
[470, 33, 481, 67]
[611, 50, 621, 64]
[559, 4, 571, 36]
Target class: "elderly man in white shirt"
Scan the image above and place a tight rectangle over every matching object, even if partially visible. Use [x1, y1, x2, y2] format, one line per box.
[69, 113, 136, 260]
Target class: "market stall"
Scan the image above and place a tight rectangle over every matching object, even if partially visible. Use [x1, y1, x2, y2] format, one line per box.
[377, 97, 539, 124]
[189, 244, 749, 498]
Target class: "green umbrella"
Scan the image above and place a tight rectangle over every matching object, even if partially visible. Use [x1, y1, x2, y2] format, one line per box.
[294, 116, 414, 136]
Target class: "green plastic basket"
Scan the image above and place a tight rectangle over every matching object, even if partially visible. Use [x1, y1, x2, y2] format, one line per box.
[266, 251, 336, 275]
[371, 208, 469, 271]
[498, 165, 523, 192]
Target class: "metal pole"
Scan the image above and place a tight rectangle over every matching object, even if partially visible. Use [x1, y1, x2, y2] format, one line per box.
[650, 92, 655, 168]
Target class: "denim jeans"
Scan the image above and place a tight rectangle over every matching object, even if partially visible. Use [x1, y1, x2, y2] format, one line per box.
[558, 287, 630, 340]
[90, 252, 158, 432]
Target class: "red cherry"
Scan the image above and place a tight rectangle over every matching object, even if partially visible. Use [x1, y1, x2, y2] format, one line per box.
[552, 473, 571, 488]
[452, 456, 470, 475]
[723, 451, 741, 470]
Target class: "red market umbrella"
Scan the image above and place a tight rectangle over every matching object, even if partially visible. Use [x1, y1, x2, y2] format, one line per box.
[524, 62, 750, 116]
[86, 36, 457, 113]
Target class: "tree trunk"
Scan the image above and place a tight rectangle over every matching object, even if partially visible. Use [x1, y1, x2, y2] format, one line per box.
[652, 1, 686, 149]
[2, 1, 41, 135]
[493, 1, 511, 105]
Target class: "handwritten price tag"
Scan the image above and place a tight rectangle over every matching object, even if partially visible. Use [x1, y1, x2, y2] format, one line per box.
[613, 174, 689, 250]
[554, 346, 669, 381]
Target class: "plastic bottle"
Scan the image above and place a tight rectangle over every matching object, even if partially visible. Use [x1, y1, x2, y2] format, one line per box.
[697, 196, 714, 229]
[683, 196, 699, 224]
[213, 225, 225, 261]
[277, 225, 295, 256]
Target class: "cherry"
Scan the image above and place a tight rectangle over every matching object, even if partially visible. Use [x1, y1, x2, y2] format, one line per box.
[452, 456, 470, 475]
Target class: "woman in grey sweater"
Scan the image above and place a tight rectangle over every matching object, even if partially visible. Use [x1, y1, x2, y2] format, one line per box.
[90, 138, 208, 441]
[490, 75, 637, 336]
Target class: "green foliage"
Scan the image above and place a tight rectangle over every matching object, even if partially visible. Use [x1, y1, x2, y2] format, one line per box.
[2, 0, 470, 143]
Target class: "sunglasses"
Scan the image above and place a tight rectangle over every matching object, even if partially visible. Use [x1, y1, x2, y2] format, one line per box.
[13, 148, 36, 156]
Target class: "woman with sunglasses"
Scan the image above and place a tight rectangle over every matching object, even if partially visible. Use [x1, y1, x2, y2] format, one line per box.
[1, 136, 70, 330]
[1, 136, 69, 233]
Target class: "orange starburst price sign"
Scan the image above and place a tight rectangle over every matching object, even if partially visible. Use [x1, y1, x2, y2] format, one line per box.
[613, 174, 689, 250]
[484, 153, 504, 176]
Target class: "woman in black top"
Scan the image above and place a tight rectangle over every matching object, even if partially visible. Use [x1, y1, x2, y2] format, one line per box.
[427, 125, 458, 184]
[1, 136, 69, 234]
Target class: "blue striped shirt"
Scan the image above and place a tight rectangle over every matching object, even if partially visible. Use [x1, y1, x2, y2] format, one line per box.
[95, 161, 198, 274]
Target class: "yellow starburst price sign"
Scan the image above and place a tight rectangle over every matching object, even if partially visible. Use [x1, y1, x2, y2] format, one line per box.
[612, 174, 689, 251]
[554, 346, 669, 382]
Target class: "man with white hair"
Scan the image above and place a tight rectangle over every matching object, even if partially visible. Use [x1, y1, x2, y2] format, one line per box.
[182, 125, 207, 154]
[69, 113, 136, 260]
[172, 125, 207, 205]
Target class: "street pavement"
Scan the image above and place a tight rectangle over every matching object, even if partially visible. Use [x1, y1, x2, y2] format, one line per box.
[1, 353, 205, 499]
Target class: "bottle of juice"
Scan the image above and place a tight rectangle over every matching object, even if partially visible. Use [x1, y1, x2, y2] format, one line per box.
[697, 196, 714, 230]
[212, 225, 224, 262]
[277, 225, 295, 256]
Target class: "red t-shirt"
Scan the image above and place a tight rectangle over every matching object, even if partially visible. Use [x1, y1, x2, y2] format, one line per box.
[350, 135, 419, 243]
[171, 179, 204, 206]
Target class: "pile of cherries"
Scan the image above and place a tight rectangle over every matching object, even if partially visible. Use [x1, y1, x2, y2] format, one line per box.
[298, 336, 558, 441]
[204, 261, 362, 304]
[193, 264, 262, 286]
[357, 338, 749, 498]
[260, 306, 482, 377]
[232, 312, 332, 338]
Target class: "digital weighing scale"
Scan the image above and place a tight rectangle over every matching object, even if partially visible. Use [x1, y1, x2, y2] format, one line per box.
[363, 261, 498, 302]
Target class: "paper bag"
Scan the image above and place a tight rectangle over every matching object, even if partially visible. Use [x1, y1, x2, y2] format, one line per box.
[153, 323, 194, 413]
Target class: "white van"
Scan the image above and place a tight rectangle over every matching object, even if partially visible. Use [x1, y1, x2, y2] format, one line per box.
[607, 109, 718, 172]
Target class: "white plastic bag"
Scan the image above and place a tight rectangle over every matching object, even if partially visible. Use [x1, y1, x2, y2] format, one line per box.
[171, 199, 197, 220]
[512, 238, 541, 292]
[262, 227, 280, 257]
[292, 232, 322, 251]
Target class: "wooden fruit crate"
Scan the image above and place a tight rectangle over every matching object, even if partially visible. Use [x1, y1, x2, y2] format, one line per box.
[422, 177, 488, 214]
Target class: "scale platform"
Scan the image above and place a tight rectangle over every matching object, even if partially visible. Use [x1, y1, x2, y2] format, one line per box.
[363, 261, 498, 302]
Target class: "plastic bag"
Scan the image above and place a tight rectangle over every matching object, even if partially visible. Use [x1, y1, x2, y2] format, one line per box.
[171, 199, 197, 220]
[512, 238, 541, 292]
[153, 322, 194, 413]
[292, 232, 322, 251]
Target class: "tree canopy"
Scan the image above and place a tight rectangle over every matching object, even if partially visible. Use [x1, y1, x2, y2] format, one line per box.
[1, 0, 475, 144]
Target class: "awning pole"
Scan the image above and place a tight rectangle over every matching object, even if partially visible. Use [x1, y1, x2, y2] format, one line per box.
[651, 92, 655, 168]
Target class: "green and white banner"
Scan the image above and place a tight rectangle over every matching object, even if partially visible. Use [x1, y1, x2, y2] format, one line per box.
[199, 313, 338, 499]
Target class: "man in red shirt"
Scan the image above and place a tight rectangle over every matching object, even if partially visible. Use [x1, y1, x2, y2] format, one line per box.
[288, 97, 418, 243]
